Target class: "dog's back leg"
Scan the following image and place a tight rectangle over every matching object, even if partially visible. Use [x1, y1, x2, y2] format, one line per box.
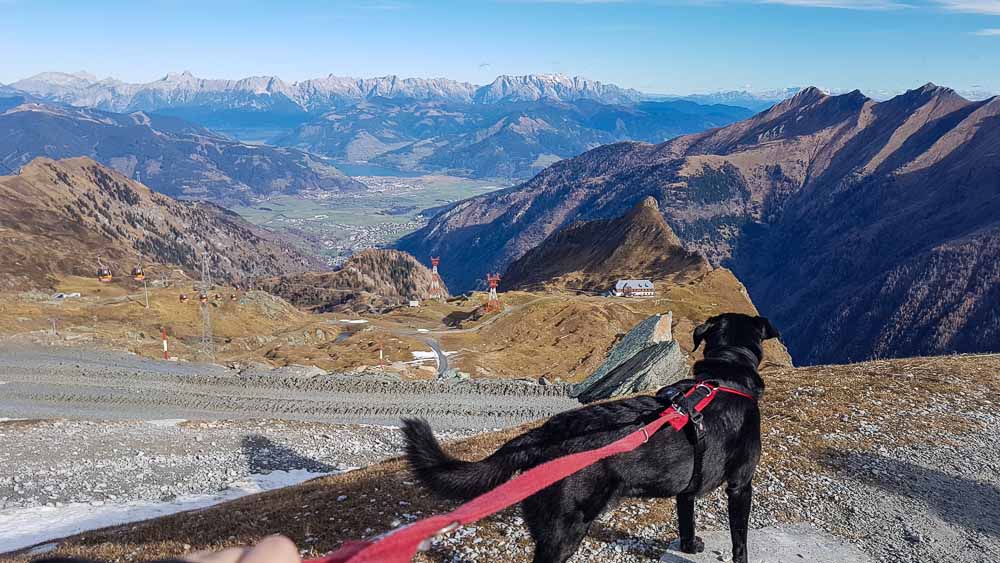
[676, 493, 705, 553]
[524, 476, 620, 563]
[726, 481, 752, 563]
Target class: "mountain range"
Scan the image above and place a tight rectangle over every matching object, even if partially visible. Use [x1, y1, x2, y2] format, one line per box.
[0, 95, 361, 201]
[397, 83, 1000, 365]
[9, 71, 644, 113]
[0, 157, 321, 290]
[278, 98, 753, 179]
[7, 72, 753, 179]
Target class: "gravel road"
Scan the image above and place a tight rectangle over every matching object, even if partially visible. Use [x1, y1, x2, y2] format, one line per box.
[0, 345, 576, 430]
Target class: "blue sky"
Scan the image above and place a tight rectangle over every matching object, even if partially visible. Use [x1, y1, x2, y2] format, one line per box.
[1, 0, 998, 94]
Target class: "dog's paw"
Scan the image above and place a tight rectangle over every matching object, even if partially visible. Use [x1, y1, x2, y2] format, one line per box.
[679, 536, 705, 554]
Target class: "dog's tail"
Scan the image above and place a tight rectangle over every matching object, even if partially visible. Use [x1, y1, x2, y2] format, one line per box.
[402, 418, 542, 500]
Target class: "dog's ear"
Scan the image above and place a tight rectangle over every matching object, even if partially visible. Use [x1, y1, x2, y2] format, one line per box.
[757, 316, 780, 340]
[693, 319, 713, 350]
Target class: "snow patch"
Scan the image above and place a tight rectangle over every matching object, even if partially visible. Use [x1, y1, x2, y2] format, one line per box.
[0, 469, 330, 553]
[144, 419, 186, 427]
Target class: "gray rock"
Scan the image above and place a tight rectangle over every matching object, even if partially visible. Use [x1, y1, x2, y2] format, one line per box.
[571, 312, 674, 399]
[575, 340, 688, 403]
[438, 368, 471, 383]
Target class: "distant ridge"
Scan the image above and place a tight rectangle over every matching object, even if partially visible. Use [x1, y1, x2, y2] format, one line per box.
[0, 99, 362, 201]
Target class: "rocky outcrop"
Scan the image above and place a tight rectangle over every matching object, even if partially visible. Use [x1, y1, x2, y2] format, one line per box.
[502, 197, 711, 292]
[575, 340, 688, 404]
[572, 312, 688, 403]
[259, 250, 445, 312]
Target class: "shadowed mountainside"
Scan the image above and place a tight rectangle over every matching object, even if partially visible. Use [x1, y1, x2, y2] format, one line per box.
[398, 84, 1000, 364]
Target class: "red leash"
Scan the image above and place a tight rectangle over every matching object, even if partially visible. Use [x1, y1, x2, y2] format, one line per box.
[306, 383, 753, 563]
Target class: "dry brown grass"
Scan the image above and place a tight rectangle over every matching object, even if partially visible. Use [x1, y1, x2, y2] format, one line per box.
[0, 267, 789, 382]
[8, 354, 996, 563]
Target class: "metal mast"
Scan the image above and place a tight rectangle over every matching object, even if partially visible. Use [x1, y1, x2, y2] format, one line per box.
[485, 273, 502, 313]
[200, 254, 214, 360]
[429, 257, 444, 300]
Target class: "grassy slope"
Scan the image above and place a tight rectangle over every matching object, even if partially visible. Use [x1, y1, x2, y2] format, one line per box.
[0, 264, 790, 380]
[436, 269, 792, 381]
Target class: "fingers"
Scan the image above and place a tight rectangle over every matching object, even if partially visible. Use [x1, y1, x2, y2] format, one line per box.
[238, 535, 301, 563]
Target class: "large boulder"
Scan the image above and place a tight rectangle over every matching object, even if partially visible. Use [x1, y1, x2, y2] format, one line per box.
[572, 312, 688, 403]
[575, 340, 688, 403]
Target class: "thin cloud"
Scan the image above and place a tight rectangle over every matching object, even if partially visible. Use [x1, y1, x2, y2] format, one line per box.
[502, 0, 632, 4]
[505, 0, 908, 6]
[936, 0, 1000, 14]
[973, 28, 1000, 35]
[757, 0, 909, 9]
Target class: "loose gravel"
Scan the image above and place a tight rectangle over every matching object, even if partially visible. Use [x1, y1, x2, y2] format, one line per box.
[0, 419, 473, 512]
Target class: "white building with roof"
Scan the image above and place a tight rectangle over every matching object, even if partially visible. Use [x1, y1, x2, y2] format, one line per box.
[611, 279, 655, 298]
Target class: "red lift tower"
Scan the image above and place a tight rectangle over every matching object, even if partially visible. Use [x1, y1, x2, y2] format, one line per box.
[485, 273, 502, 313]
[429, 257, 444, 300]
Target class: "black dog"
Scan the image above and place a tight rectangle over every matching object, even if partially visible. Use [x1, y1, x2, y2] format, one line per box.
[403, 312, 780, 563]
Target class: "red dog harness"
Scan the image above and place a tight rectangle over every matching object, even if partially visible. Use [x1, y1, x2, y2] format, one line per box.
[308, 382, 755, 563]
